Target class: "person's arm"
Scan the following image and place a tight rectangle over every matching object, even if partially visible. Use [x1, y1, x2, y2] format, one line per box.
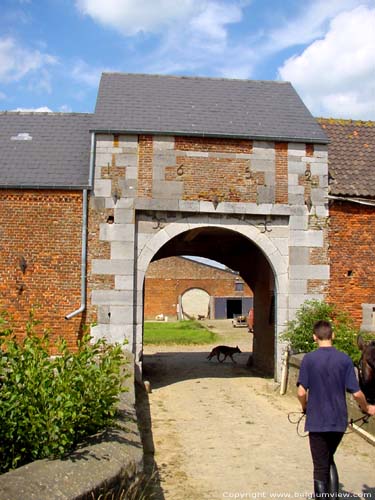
[352, 390, 375, 415]
[297, 384, 307, 413]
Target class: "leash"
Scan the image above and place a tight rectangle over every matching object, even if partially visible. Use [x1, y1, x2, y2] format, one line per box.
[288, 411, 308, 438]
[288, 411, 371, 437]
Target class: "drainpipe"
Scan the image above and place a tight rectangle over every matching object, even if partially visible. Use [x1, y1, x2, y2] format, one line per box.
[65, 132, 96, 320]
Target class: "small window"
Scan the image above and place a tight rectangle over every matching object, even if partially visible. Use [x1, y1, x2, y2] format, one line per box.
[235, 281, 244, 292]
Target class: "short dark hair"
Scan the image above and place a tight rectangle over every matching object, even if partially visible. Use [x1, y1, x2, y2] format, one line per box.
[313, 320, 333, 340]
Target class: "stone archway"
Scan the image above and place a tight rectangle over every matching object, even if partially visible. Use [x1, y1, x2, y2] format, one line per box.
[136, 219, 288, 379]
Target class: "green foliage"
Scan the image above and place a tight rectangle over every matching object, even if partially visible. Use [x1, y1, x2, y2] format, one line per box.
[144, 320, 218, 345]
[0, 311, 127, 473]
[281, 300, 361, 363]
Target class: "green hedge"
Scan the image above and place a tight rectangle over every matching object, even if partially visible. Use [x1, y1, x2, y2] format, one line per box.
[281, 300, 361, 363]
[0, 311, 127, 473]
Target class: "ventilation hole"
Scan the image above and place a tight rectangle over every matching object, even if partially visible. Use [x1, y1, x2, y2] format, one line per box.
[106, 215, 114, 224]
[347, 270, 353, 277]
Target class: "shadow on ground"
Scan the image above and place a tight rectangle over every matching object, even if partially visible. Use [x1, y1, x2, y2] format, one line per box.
[142, 349, 270, 390]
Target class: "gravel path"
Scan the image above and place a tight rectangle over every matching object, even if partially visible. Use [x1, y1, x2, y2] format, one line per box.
[138, 321, 375, 500]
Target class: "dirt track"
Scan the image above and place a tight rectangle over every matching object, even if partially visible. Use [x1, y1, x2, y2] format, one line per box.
[138, 321, 375, 500]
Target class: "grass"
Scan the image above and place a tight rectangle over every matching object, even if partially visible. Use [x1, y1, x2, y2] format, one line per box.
[144, 320, 219, 345]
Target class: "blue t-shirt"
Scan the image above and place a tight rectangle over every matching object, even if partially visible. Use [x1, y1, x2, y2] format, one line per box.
[297, 347, 360, 432]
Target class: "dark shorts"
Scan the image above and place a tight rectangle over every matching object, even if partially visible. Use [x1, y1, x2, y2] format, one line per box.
[309, 432, 344, 482]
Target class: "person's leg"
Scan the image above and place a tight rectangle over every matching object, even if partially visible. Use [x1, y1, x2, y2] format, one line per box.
[327, 432, 344, 499]
[309, 433, 330, 498]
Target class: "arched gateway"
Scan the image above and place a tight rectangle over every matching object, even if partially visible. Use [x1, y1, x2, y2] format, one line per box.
[88, 73, 329, 381]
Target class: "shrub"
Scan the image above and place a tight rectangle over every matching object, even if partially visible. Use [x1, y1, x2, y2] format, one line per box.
[281, 300, 361, 363]
[0, 311, 127, 473]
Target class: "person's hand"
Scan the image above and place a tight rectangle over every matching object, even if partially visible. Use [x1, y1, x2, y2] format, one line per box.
[366, 404, 375, 416]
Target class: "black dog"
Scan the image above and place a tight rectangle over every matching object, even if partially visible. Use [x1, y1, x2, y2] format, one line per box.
[207, 345, 242, 363]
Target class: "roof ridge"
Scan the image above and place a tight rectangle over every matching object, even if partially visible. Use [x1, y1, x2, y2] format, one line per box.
[100, 71, 290, 85]
[0, 111, 93, 117]
[317, 117, 375, 127]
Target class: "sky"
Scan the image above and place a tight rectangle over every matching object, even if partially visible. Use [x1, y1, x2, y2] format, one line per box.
[0, 0, 374, 119]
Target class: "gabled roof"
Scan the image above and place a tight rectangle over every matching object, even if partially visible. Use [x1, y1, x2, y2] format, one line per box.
[0, 112, 92, 189]
[93, 73, 328, 144]
[318, 118, 375, 199]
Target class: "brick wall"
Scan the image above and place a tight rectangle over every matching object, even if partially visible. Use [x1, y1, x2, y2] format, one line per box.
[0, 190, 83, 349]
[328, 201, 375, 326]
[144, 257, 252, 319]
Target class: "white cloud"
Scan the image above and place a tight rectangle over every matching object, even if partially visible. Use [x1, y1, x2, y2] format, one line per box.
[278, 6, 375, 119]
[76, 0, 244, 42]
[0, 37, 56, 83]
[71, 59, 113, 87]
[13, 106, 53, 112]
[75, 0, 197, 35]
[267, 0, 364, 52]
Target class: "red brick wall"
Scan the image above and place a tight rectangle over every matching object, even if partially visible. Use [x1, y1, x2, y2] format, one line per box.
[328, 201, 375, 326]
[138, 135, 153, 197]
[166, 137, 261, 203]
[0, 190, 83, 349]
[275, 142, 288, 203]
[144, 257, 252, 319]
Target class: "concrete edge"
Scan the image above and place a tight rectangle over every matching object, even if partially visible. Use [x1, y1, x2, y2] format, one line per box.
[0, 354, 144, 500]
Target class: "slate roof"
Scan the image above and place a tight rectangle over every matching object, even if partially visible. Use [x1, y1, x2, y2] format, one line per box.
[0, 112, 92, 189]
[318, 118, 375, 199]
[93, 73, 328, 144]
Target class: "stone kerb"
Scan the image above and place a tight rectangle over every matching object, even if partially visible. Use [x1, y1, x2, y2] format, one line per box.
[136, 220, 289, 376]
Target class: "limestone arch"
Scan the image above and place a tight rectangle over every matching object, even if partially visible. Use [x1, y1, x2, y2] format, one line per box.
[137, 222, 288, 379]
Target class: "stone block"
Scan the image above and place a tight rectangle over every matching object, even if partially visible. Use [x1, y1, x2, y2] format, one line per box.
[265, 172, 275, 187]
[319, 175, 329, 188]
[288, 174, 299, 186]
[119, 135, 138, 149]
[92, 259, 134, 275]
[310, 162, 328, 176]
[250, 158, 275, 172]
[311, 188, 327, 205]
[116, 153, 137, 168]
[91, 290, 134, 306]
[111, 241, 134, 259]
[315, 205, 329, 217]
[109, 306, 134, 324]
[96, 134, 113, 148]
[115, 275, 135, 290]
[288, 161, 305, 174]
[98, 305, 111, 324]
[288, 143, 305, 156]
[313, 144, 328, 158]
[289, 293, 324, 310]
[90, 196, 106, 211]
[115, 208, 134, 224]
[153, 136, 175, 150]
[95, 153, 113, 168]
[289, 265, 329, 280]
[257, 186, 275, 204]
[253, 141, 275, 158]
[289, 185, 304, 195]
[94, 179, 112, 197]
[290, 230, 323, 247]
[289, 246, 309, 265]
[152, 180, 184, 200]
[91, 324, 134, 344]
[289, 215, 308, 230]
[272, 237, 288, 256]
[178, 200, 200, 212]
[116, 198, 134, 209]
[289, 280, 308, 294]
[288, 193, 305, 205]
[186, 151, 209, 157]
[100, 223, 135, 242]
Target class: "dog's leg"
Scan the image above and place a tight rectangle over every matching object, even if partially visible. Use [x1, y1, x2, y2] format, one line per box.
[230, 354, 237, 364]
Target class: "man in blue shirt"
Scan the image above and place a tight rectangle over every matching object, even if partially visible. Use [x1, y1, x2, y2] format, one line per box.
[297, 320, 375, 499]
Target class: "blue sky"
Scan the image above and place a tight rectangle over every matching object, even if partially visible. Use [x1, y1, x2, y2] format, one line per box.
[0, 0, 374, 119]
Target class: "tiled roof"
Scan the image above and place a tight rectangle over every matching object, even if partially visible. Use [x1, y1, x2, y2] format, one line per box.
[93, 73, 328, 144]
[318, 118, 375, 199]
[0, 112, 92, 189]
